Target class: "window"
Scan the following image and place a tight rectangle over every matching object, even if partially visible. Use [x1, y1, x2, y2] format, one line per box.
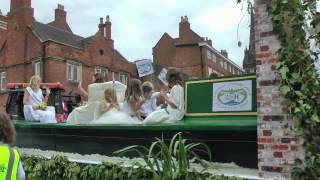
[224, 61, 228, 70]
[220, 60, 224, 68]
[233, 67, 235, 74]
[95, 67, 108, 81]
[33, 61, 41, 77]
[212, 53, 216, 63]
[206, 49, 211, 60]
[229, 65, 232, 72]
[119, 73, 128, 85]
[67, 62, 82, 82]
[0, 71, 5, 91]
[0, 20, 7, 30]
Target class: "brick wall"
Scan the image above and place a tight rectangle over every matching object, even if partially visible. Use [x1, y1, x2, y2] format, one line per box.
[255, 0, 305, 179]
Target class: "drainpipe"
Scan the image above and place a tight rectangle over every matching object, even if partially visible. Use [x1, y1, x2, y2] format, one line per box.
[199, 45, 205, 77]
[42, 43, 46, 82]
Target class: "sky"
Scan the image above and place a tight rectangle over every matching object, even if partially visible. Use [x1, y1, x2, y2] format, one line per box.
[0, 0, 251, 67]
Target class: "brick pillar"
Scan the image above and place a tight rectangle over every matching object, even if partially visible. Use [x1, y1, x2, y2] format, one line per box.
[254, 1, 305, 179]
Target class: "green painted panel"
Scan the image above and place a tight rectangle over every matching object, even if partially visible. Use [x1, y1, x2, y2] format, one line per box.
[185, 75, 257, 115]
[13, 116, 257, 131]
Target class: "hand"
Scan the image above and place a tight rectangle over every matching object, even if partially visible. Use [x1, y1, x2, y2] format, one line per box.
[45, 88, 51, 96]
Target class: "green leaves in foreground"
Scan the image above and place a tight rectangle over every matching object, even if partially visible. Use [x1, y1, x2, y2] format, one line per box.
[114, 132, 212, 180]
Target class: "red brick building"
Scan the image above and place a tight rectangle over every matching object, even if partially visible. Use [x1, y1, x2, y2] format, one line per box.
[0, 0, 136, 103]
[153, 16, 243, 78]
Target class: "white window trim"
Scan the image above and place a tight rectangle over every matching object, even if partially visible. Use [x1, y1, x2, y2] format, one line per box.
[0, 20, 7, 30]
[206, 49, 211, 60]
[33, 61, 41, 77]
[0, 71, 6, 91]
[67, 61, 82, 82]
[119, 72, 128, 85]
[95, 66, 108, 81]
[212, 53, 217, 63]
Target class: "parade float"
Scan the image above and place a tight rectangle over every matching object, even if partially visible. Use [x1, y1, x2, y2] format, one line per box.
[8, 75, 257, 168]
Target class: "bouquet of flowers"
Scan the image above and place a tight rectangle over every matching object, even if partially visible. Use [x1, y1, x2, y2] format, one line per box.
[39, 102, 47, 111]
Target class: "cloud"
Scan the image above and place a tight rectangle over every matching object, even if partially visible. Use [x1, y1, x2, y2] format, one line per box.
[195, 2, 245, 33]
[0, 0, 251, 67]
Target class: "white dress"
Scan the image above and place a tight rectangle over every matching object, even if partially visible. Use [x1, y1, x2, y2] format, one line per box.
[91, 103, 141, 124]
[23, 87, 56, 123]
[143, 85, 184, 124]
[140, 92, 160, 117]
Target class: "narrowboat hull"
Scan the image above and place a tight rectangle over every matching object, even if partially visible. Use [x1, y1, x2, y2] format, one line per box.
[13, 116, 257, 168]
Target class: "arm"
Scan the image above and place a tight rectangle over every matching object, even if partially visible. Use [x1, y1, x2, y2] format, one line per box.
[23, 90, 29, 105]
[161, 93, 178, 109]
[111, 102, 120, 111]
[18, 161, 26, 180]
[99, 102, 112, 114]
[78, 81, 88, 97]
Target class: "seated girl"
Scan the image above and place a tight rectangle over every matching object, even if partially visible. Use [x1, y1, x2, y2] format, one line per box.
[143, 68, 184, 124]
[23, 75, 56, 123]
[140, 81, 161, 119]
[91, 88, 141, 124]
[122, 79, 145, 121]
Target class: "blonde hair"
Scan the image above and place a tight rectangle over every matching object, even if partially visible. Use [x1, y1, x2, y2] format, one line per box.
[142, 81, 154, 93]
[105, 88, 118, 105]
[29, 75, 41, 90]
[125, 79, 142, 101]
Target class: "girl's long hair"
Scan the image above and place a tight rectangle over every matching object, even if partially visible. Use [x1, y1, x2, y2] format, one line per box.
[125, 79, 142, 101]
[104, 88, 119, 105]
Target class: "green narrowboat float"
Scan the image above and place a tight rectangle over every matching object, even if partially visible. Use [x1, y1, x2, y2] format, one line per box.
[11, 75, 258, 168]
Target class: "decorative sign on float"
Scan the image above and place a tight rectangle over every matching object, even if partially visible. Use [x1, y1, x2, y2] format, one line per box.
[184, 75, 256, 116]
[135, 59, 154, 78]
[212, 80, 252, 112]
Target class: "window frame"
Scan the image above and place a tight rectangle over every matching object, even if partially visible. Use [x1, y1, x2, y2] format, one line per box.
[0, 71, 6, 91]
[95, 66, 108, 81]
[66, 61, 82, 82]
[33, 61, 41, 77]
[119, 72, 129, 85]
[206, 49, 212, 60]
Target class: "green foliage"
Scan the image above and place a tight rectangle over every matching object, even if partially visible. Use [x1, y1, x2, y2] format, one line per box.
[21, 154, 241, 180]
[264, 0, 320, 179]
[114, 132, 212, 180]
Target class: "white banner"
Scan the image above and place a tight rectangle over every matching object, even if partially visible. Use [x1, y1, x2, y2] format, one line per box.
[136, 59, 154, 77]
[212, 80, 252, 112]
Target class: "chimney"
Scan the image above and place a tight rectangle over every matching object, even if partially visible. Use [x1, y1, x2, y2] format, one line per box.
[55, 4, 66, 23]
[206, 39, 212, 46]
[105, 15, 112, 39]
[10, 0, 31, 13]
[221, 50, 228, 58]
[179, 15, 190, 38]
[98, 17, 104, 34]
[9, 0, 34, 29]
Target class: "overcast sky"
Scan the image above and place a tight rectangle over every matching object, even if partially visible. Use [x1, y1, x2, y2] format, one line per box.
[0, 0, 251, 67]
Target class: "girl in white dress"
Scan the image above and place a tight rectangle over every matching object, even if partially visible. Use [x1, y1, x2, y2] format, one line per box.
[143, 68, 185, 124]
[23, 75, 56, 123]
[91, 88, 141, 124]
[122, 79, 146, 121]
[140, 81, 160, 119]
